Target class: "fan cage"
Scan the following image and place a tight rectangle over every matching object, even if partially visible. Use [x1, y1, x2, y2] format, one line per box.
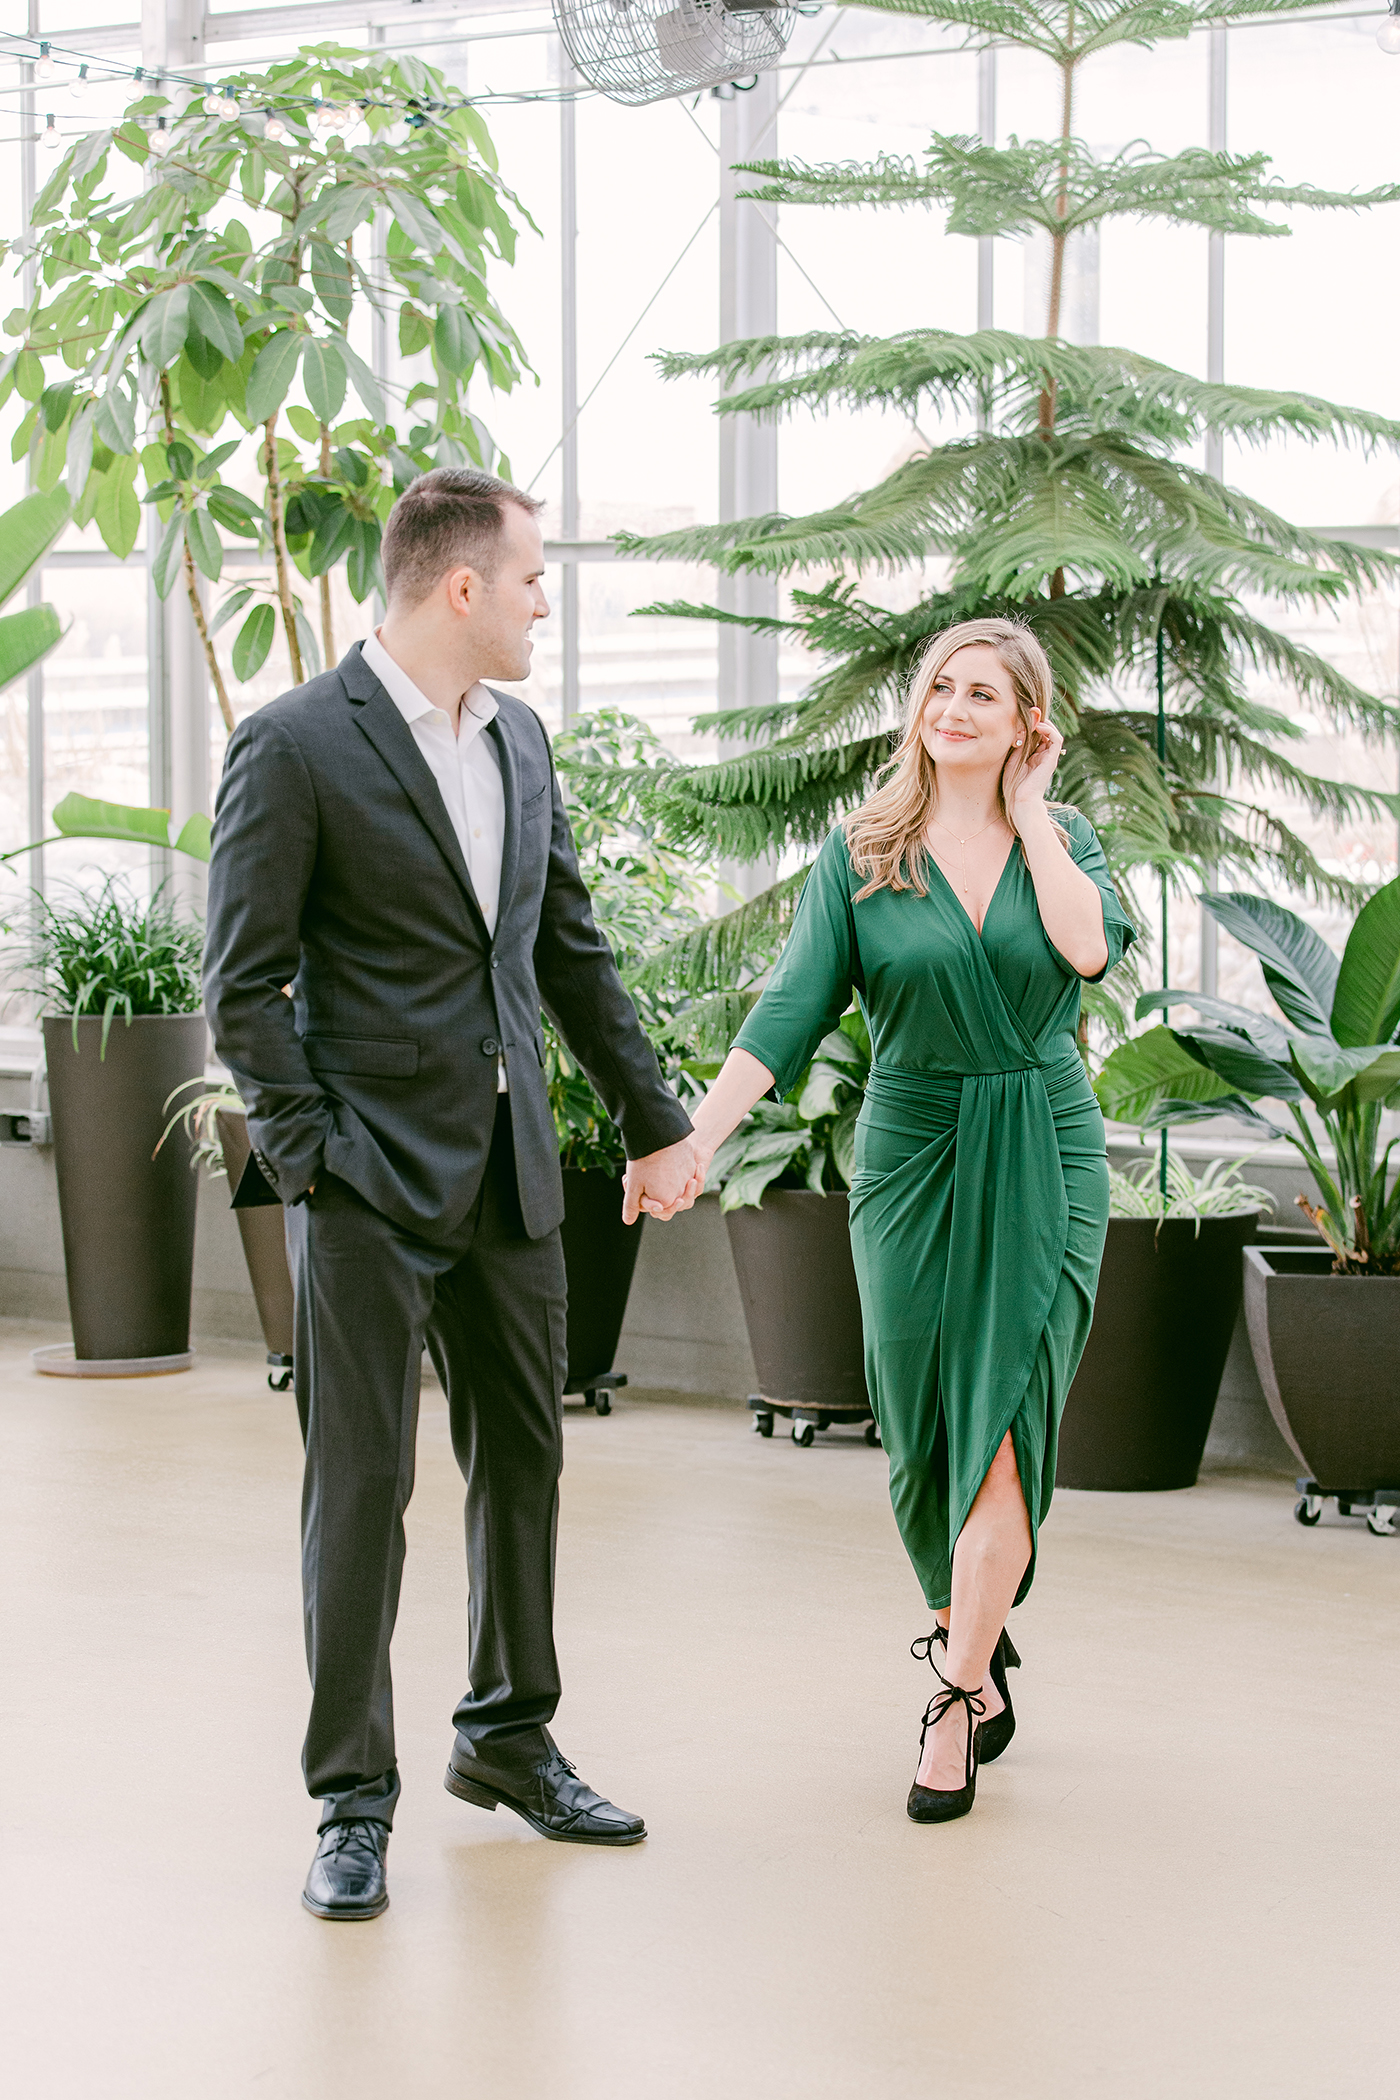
[555, 0, 796, 108]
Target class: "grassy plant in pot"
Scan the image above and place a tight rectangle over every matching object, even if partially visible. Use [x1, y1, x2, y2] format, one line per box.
[1057, 1154, 1272, 1491]
[20, 879, 207, 1374]
[546, 710, 710, 1413]
[708, 1014, 874, 1446]
[1094, 881, 1400, 1502]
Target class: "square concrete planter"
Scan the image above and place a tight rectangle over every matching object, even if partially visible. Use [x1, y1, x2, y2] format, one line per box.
[1243, 1246, 1400, 1487]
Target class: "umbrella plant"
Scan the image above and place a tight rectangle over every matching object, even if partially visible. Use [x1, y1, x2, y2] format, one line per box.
[1094, 882, 1400, 1272]
[1, 44, 531, 730]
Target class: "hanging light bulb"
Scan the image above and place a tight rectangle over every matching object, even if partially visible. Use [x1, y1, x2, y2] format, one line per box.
[218, 86, 240, 119]
[71, 64, 91, 98]
[203, 87, 223, 115]
[149, 116, 171, 156]
[35, 42, 56, 84]
[1379, 0, 1400, 50]
[263, 110, 287, 142]
[42, 112, 62, 151]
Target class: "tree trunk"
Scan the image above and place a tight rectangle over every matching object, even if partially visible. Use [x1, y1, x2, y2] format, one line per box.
[318, 422, 335, 668]
[159, 371, 235, 732]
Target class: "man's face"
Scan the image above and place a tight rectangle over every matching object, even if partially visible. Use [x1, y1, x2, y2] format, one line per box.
[459, 504, 549, 681]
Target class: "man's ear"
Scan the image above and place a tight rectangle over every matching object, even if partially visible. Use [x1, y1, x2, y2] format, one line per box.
[443, 565, 477, 617]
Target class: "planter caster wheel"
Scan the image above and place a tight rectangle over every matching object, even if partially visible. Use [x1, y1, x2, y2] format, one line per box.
[267, 1354, 293, 1394]
[1294, 1496, 1322, 1527]
[752, 1410, 774, 1437]
[791, 1419, 816, 1448]
[864, 1421, 880, 1447]
[592, 1391, 611, 1417]
[1367, 1507, 1397, 1537]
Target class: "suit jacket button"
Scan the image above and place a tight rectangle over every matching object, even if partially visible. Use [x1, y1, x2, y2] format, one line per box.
[490, 957, 500, 970]
[481, 1037, 499, 1057]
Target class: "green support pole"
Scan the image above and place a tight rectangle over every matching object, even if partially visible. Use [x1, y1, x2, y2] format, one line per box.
[1156, 608, 1169, 1201]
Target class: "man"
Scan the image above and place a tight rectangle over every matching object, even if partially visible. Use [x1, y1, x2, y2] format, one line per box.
[205, 467, 700, 1921]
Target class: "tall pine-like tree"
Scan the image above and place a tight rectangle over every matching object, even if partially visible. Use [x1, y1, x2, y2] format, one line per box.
[609, 0, 1400, 1046]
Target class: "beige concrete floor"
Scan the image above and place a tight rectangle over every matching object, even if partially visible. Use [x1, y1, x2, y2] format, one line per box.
[2, 1316, 1397, 2100]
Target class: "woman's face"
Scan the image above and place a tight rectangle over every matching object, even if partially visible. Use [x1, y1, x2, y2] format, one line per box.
[918, 643, 1029, 775]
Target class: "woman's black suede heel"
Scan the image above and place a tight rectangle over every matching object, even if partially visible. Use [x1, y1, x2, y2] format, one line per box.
[907, 1667, 985, 1824]
[912, 1624, 1021, 1765]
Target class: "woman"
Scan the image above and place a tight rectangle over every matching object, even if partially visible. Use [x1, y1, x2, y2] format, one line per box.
[681, 618, 1134, 1823]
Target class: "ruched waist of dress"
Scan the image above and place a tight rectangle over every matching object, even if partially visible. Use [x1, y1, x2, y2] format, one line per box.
[864, 1034, 1087, 1119]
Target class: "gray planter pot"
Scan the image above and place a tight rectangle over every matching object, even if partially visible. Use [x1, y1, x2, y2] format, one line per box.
[1243, 1245, 1400, 1487]
[723, 1190, 871, 1435]
[215, 1109, 295, 1366]
[1057, 1212, 1262, 1490]
[43, 1012, 208, 1366]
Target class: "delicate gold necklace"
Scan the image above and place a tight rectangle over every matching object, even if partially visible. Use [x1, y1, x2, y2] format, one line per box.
[928, 813, 1006, 898]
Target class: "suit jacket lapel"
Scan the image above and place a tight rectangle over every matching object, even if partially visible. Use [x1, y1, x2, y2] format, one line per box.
[340, 652, 487, 934]
[488, 700, 521, 928]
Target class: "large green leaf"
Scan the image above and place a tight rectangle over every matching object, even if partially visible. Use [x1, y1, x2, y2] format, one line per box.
[1201, 891, 1339, 1035]
[1290, 1037, 1400, 1109]
[152, 511, 186, 600]
[1177, 1025, 1300, 1100]
[52, 792, 172, 849]
[1331, 876, 1400, 1049]
[93, 454, 140, 559]
[1094, 1024, 1237, 1125]
[187, 280, 245, 365]
[139, 283, 192, 371]
[231, 603, 275, 680]
[1134, 987, 1293, 1062]
[173, 813, 211, 863]
[185, 506, 222, 582]
[0, 487, 71, 610]
[1139, 1092, 1286, 1138]
[0, 604, 63, 693]
[339, 338, 385, 424]
[245, 331, 301, 424]
[301, 337, 346, 424]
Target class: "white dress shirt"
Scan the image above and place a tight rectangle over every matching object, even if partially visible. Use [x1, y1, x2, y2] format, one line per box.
[362, 628, 509, 1090]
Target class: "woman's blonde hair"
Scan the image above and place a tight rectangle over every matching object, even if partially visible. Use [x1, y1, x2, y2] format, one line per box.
[844, 616, 1071, 902]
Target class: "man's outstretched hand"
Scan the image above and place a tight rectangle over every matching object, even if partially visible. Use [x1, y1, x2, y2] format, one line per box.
[622, 1136, 703, 1225]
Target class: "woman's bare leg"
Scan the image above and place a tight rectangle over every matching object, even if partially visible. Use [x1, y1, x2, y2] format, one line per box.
[916, 1432, 1030, 1790]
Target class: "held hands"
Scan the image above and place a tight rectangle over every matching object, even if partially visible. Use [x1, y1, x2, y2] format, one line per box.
[1002, 706, 1064, 825]
[621, 1135, 705, 1225]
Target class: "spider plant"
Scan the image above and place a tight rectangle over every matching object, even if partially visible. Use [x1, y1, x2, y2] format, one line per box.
[14, 876, 203, 1055]
[1107, 1152, 1274, 1230]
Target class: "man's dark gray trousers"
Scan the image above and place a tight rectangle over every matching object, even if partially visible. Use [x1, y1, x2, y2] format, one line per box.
[203, 643, 692, 1827]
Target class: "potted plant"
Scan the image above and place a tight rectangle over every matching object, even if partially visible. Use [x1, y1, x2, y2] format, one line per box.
[707, 1014, 874, 1446]
[548, 709, 713, 1412]
[1094, 881, 1400, 1496]
[1056, 1154, 1273, 1491]
[16, 878, 207, 1374]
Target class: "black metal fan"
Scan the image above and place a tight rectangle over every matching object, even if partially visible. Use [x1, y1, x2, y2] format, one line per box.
[554, 0, 796, 107]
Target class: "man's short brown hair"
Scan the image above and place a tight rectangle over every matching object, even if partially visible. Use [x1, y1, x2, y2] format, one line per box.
[380, 467, 544, 607]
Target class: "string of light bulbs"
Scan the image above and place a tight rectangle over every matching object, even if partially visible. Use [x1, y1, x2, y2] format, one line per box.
[1, 30, 592, 154]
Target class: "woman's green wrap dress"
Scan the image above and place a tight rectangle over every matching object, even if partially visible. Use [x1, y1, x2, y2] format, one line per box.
[733, 813, 1135, 1611]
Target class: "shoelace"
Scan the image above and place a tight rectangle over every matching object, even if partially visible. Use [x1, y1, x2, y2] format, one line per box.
[918, 1664, 986, 1793]
[910, 1626, 950, 1666]
[320, 1819, 383, 1859]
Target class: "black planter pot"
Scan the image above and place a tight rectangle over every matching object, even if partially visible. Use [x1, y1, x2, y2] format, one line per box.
[1057, 1211, 1262, 1491]
[723, 1190, 870, 1433]
[1243, 1246, 1400, 1488]
[40, 1012, 208, 1371]
[559, 1167, 645, 1406]
[216, 1109, 296, 1369]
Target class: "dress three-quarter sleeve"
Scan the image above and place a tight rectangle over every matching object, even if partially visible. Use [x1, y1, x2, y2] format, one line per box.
[1065, 812, 1136, 982]
[732, 830, 860, 1098]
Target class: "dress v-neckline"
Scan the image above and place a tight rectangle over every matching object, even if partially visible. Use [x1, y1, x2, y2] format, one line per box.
[927, 833, 1018, 940]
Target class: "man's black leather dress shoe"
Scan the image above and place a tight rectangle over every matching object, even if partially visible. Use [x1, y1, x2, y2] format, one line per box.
[445, 1739, 646, 1845]
[302, 1818, 390, 1920]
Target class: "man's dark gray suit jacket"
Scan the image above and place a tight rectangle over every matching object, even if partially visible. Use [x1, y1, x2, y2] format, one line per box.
[203, 640, 692, 1241]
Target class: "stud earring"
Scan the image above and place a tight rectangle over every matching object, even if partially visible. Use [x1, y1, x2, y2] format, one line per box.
[1014, 738, 1023, 747]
